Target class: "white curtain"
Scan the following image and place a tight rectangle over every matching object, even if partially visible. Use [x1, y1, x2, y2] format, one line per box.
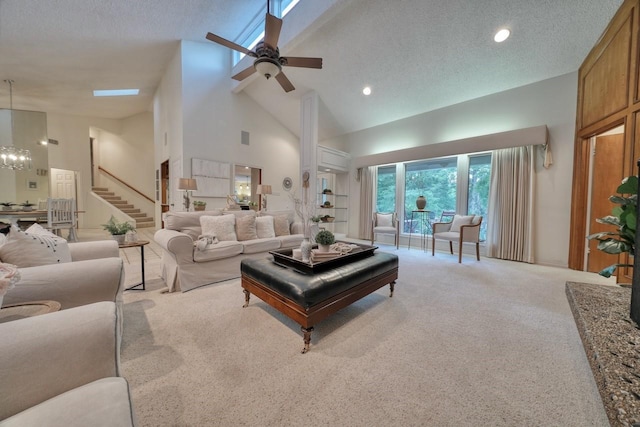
[486, 146, 535, 263]
[359, 166, 375, 240]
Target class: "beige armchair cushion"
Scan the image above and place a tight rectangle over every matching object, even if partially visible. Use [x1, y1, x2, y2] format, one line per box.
[376, 213, 394, 227]
[449, 215, 474, 232]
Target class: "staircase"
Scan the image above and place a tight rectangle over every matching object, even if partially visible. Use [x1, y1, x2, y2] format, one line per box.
[92, 187, 154, 228]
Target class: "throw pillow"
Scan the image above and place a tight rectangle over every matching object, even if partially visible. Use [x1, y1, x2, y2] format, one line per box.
[449, 215, 474, 233]
[236, 215, 258, 241]
[200, 215, 237, 242]
[255, 216, 276, 239]
[376, 213, 394, 227]
[25, 223, 58, 237]
[0, 225, 72, 267]
[273, 215, 290, 236]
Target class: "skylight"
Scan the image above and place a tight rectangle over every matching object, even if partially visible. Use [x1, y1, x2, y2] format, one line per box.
[233, 0, 301, 66]
[93, 89, 140, 97]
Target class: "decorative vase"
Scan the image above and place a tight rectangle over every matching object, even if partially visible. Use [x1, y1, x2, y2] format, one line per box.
[300, 238, 312, 263]
[22, 206, 33, 212]
[2, 206, 11, 211]
[194, 204, 205, 211]
[416, 195, 427, 210]
[318, 244, 331, 252]
[112, 234, 126, 245]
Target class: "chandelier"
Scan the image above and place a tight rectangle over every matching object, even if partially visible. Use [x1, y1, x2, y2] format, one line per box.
[1, 79, 32, 170]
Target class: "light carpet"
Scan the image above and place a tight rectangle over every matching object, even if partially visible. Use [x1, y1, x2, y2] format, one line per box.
[120, 245, 614, 426]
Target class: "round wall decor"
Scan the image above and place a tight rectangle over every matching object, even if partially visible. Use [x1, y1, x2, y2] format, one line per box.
[282, 177, 293, 191]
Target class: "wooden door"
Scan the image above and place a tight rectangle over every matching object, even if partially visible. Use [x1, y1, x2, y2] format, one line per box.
[587, 133, 625, 274]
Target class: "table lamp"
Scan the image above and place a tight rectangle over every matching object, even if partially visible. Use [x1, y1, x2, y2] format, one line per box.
[256, 184, 272, 211]
[178, 178, 198, 211]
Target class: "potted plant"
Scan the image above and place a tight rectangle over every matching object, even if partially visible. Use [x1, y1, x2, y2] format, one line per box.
[587, 175, 637, 278]
[0, 202, 15, 211]
[102, 215, 136, 245]
[193, 200, 206, 211]
[20, 200, 35, 212]
[315, 229, 335, 252]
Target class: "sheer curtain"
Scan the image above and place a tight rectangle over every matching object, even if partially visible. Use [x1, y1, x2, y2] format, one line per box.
[359, 166, 375, 240]
[486, 146, 535, 263]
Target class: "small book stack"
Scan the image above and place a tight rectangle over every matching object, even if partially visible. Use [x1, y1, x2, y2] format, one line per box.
[310, 250, 342, 263]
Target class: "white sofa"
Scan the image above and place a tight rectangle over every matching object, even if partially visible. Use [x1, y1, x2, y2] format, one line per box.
[154, 209, 304, 292]
[0, 301, 136, 426]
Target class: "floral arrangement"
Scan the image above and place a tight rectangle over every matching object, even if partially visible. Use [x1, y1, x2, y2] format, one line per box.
[193, 200, 206, 207]
[0, 263, 20, 296]
[20, 200, 35, 207]
[0, 202, 15, 207]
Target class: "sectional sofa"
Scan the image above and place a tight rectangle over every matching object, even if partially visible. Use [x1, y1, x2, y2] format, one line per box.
[154, 209, 304, 292]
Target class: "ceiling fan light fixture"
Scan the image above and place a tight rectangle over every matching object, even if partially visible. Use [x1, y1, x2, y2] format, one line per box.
[254, 58, 281, 80]
[494, 28, 510, 43]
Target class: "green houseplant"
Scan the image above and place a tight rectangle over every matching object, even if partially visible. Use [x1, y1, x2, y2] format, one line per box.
[315, 229, 335, 252]
[102, 215, 136, 244]
[587, 175, 637, 278]
[20, 200, 35, 211]
[0, 202, 15, 211]
[193, 200, 206, 211]
[587, 174, 640, 325]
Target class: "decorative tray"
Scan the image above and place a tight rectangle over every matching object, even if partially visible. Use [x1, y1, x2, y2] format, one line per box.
[270, 241, 377, 274]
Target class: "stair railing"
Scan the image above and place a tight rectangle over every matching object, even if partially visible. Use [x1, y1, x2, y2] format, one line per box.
[97, 166, 154, 204]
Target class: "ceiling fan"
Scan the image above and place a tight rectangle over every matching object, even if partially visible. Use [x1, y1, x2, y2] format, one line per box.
[205, 0, 322, 93]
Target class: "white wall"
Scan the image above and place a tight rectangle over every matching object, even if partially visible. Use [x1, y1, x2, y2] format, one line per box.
[153, 40, 300, 215]
[46, 113, 124, 228]
[336, 72, 579, 267]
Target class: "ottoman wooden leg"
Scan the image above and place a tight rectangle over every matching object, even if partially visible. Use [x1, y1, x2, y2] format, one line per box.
[389, 281, 396, 297]
[301, 326, 314, 354]
[243, 289, 251, 308]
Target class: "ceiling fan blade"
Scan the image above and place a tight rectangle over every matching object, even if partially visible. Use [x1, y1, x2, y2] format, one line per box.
[275, 72, 295, 93]
[282, 57, 323, 69]
[264, 13, 283, 50]
[206, 32, 256, 57]
[232, 65, 257, 81]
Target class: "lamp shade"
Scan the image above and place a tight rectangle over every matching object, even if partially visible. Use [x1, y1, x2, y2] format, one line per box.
[256, 184, 272, 195]
[178, 178, 198, 191]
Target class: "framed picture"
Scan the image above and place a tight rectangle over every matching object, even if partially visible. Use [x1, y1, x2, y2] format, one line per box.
[27, 179, 38, 190]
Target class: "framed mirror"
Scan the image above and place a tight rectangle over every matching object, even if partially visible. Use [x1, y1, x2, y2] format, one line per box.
[0, 109, 49, 205]
[233, 165, 261, 210]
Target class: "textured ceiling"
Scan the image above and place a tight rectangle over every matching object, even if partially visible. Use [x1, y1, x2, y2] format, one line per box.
[0, 0, 624, 140]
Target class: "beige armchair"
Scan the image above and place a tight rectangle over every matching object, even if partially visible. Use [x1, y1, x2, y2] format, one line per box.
[0, 301, 137, 426]
[432, 214, 483, 263]
[371, 212, 399, 249]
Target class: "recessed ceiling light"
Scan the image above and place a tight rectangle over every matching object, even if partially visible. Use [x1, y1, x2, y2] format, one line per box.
[494, 28, 510, 43]
[362, 86, 372, 96]
[93, 89, 140, 97]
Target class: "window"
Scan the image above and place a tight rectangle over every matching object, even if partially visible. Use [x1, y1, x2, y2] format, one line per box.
[374, 152, 492, 240]
[233, 0, 302, 65]
[404, 157, 457, 233]
[467, 154, 491, 241]
[376, 165, 396, 212]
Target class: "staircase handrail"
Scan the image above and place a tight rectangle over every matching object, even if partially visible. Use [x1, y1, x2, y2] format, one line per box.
[98, 166, 154, 204]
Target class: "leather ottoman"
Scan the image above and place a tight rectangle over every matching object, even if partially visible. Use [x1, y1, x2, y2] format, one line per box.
[241, 251, 399, 353]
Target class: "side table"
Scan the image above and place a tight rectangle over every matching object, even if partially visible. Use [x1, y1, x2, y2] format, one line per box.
[407, 210, 432, 251]
[0, 300, 61, 323]
[119, 240, 150, 291]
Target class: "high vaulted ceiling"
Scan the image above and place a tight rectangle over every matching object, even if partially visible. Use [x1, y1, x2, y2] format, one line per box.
[0, 0, 624, 141]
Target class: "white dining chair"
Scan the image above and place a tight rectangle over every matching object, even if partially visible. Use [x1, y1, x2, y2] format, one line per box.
[47, 198, 77, 241]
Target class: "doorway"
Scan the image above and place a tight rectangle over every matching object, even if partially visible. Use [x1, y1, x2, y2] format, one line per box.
[585, 126, 625, 274]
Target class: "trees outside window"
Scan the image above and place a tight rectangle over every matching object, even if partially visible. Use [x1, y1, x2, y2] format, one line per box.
[376, 165, 396, 213]
[467, 154, 491, 241]
[375, 153, 492, 239]
[404, 157, 457, 233]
